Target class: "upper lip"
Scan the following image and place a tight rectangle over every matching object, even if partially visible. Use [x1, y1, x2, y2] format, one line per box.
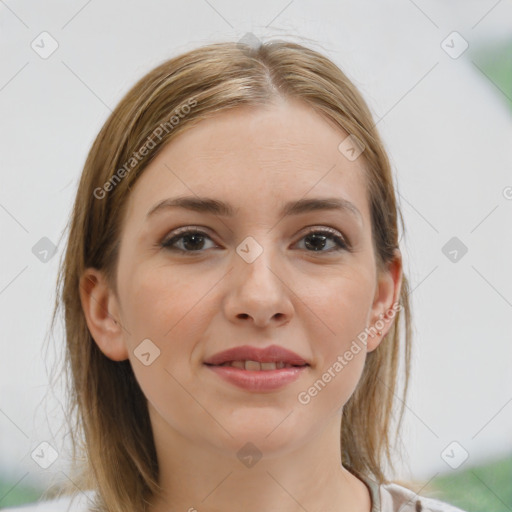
[204, 344, 309, 366]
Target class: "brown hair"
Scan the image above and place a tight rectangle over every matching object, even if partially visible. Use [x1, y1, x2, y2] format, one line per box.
[50, 39, 412, 512]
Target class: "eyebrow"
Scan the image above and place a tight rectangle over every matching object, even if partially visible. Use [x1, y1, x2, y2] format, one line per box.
[146, 195, 362, 222]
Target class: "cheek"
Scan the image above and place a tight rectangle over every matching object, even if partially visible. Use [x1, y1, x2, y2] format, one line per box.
[120, 264, 217, 346]
[308, 268, 374, 346]
[301, 270, 373, 399]
[119, 266, 214, 435]
[118, 265, 217, 397]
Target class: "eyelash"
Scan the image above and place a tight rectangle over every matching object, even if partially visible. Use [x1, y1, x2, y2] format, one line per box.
[160, 226, 350, 255]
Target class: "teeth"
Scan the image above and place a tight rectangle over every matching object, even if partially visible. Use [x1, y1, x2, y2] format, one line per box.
[220, 360, 299, 370]
[245, 360, 261, 371]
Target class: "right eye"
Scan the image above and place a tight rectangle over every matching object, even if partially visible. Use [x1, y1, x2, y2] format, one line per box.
[161, 228, 217, 254]
[161, 228, 219, 254]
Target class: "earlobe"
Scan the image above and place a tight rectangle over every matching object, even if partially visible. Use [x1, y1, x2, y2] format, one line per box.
[79, 268, 129, 361]
[366, 249, 403, 352]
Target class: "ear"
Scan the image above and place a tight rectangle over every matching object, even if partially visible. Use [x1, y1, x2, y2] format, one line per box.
[366, 249, 403, 352]
[79, 268, 129, 361]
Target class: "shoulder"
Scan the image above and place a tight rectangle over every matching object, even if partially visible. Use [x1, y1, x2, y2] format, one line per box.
[380, 482, 467, 512]
[1, 491, 95, 512]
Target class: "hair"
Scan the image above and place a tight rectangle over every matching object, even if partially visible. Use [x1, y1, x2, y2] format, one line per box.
[49, 39, 412, 512]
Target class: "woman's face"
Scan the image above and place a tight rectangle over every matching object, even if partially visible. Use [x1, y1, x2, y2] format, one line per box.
[86, 98, 400, 458]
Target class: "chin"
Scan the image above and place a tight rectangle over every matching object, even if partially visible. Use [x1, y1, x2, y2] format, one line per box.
[216, 412, 305, 451]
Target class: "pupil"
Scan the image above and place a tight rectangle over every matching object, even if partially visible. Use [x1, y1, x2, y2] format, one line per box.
[183, 234, 204, 250]
[305, 233, 327, 251]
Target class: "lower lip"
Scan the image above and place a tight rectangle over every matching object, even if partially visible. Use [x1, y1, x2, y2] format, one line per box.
[205, 364, 307, 392]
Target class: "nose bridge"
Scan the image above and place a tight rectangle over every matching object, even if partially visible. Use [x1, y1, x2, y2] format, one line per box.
[224, 234, 293, 326]
[236, 235, 282, 294]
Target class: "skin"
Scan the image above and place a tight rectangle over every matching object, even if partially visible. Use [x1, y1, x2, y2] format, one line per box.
[80, 97, 402, 512]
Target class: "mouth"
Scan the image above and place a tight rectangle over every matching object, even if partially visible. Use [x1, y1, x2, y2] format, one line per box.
[205, 360, 308, 370]
[203, 344, 309, 367]
[203, 345, 310, 392]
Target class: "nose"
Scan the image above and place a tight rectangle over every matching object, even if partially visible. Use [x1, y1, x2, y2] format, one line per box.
[223, 245, 294, 328]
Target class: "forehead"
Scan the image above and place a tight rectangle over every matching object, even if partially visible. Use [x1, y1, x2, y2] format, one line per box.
[124, 98, 370, 225]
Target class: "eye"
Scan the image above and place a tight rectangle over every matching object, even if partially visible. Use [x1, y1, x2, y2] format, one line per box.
[161, 227, 218, 253]
[160, 226, 350, 254]
[295, 227, 349, 253]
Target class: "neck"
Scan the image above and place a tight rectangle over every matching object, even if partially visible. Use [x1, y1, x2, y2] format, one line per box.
[146, 405, 371, 512]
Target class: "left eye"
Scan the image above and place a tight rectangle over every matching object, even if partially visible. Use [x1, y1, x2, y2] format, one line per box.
[296, 229, 348, 252]
[161, 228, 348, 253]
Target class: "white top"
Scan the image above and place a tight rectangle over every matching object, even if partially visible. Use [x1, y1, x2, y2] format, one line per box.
[1, 481, 466, 512]
[379, 483, 466, 511]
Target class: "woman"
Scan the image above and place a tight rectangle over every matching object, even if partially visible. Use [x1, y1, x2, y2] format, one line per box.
[7, 40, 466, 512]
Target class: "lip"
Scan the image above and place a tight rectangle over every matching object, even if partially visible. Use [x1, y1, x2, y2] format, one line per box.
[203, 344, 309, 392]
[203, 344, 309, 366]
[206, 365, 307, 392]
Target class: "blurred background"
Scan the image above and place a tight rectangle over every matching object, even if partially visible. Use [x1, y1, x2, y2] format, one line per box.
[1, 1, 511, 510]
